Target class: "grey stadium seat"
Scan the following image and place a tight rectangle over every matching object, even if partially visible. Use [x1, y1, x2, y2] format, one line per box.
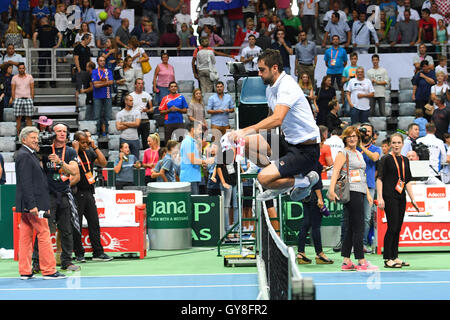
[77, 121, 97, 135]
[108, 121, 120, 135]
[398, 102, 416, 116]
[226, 79, 244, 93]
[3, 108, 14, 122]
[108, 135, 120, 150]
[108, 150, 119, 162]
[375, 131, 388, 146]
[372, 103, 392, 117]
[398, 89, 413, 103]
[0, 137, 16, 152]
[399, 77, 413, 90]
[0, 122, 16, 136]
[2, 152, 15, 162]
[177, 80, 194, 93]
[369, 117, 387, 131]
[397, 116, 415, 131]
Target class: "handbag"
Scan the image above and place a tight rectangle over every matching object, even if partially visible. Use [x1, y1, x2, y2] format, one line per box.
[208, 53, 219, 82]
[141, 60, 151, 74]
[327, 151, 350, 204]
[424, 103, 434, 116]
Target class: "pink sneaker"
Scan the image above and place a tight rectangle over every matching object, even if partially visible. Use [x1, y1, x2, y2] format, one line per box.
[341, 261, 356, 271]
[356, 262, 379, 272]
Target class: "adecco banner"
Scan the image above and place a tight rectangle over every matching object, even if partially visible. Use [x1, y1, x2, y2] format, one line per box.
[90, 188, 142, 227]
[391, 185, 450, 223]
[377, 221, 450, 252]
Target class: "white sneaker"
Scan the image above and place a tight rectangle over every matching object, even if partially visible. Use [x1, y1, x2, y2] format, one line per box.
[290, 171, 320, 201]
[256, 187, 291, 201]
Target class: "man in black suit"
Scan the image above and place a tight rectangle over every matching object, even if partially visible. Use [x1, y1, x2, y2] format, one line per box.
[15, 126, 66, 280]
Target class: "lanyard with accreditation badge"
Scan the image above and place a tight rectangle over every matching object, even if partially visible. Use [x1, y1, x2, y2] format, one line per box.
[52, 143, 70, 182]
[391, 152, 405, 194]
[78, 151, 96, 185]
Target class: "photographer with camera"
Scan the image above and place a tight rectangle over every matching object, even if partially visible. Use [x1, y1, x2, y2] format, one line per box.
[15, 126, 66, 280]
[35, 123, 81, 272]
[357, 123, 381, 253]
[71, 131, 113, 263]
[400, 123, 420, 156]
[417, 122, 447, 179]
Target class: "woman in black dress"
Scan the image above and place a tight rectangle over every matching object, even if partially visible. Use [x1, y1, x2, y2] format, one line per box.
[376, 133, 419, 268]
[314, 75, 336, 126]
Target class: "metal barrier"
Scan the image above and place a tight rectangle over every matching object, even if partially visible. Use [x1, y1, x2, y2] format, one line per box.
[1, 43, 448, 82]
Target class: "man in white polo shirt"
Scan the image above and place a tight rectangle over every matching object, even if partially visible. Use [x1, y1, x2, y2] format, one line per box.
[346, 67, 375, 125]
[229, 49, 321, 202]
[417, 122, 447, 178]
[130, 78, 153, 149]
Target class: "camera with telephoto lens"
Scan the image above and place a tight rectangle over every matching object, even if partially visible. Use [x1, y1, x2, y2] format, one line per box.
[38, 131, 56, 156]
[412, 142, 430, 160]
[358, 127, 368, 137]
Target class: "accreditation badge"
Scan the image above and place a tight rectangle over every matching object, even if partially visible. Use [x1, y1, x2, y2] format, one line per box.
[85, 171, 96, 185]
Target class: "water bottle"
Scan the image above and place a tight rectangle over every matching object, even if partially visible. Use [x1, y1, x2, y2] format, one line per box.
[320, 205, 330, 217]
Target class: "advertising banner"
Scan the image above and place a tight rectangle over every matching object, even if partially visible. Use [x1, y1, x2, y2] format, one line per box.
[191, 195, 222, 247]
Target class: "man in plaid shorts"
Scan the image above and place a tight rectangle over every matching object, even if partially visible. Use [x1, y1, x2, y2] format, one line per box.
[11, 63, 34, 137]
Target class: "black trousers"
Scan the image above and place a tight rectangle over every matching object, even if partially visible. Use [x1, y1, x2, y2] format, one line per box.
[341, 191, 365, 260]
[73, 190, 104, 257]
[297, 192, 323, 255]
[383, 196, 406, 260]
[138, 120, 150, 150]
[32, 193, 74, 268]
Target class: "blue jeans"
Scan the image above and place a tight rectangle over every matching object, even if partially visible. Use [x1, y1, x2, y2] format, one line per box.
[350, 107, 369, 125]
[221, 184, 238, 232]
[119, 138, 140, 161]
[283, 66, 291, 75]
[93, 98, 112, 135]
[363, 188, 375, 246]
[155, 86, 169, 107]
[17, 10, 30, 36]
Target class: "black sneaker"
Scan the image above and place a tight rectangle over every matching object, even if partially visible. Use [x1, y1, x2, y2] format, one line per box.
[43, 271, 67, 280]
[333, 240, 342, 253]
[20, 274, 36, 280]
[92, 253, 113, 262]
[75, 255, 86, 263]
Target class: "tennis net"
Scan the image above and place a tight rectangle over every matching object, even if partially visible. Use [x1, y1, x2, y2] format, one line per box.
[257, 187, 316, 300]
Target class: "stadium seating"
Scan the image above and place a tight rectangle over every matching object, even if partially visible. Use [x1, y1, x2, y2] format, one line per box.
[398, 102, 416, 116]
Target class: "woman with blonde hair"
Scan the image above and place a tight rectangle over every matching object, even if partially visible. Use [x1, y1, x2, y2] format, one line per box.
[328, 126, 378, 272]
[3, 20, 24, 49]
[143, 132, 161, 184]
[187, 88, 207, 129]
[299, 72, 314, 109]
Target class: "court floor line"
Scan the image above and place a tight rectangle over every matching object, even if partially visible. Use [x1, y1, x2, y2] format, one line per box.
[315, 281, 450, 286]
[0, 284, 258, 291]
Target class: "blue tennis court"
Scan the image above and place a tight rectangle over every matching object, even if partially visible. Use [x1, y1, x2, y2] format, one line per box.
[0, 273, 259, 300]
[308, 270, 450, 300]
[2, 269, 450, 300]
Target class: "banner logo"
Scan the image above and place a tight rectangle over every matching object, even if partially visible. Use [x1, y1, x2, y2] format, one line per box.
[426, 187, 446, 198]
[116, 193, 136, 204]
